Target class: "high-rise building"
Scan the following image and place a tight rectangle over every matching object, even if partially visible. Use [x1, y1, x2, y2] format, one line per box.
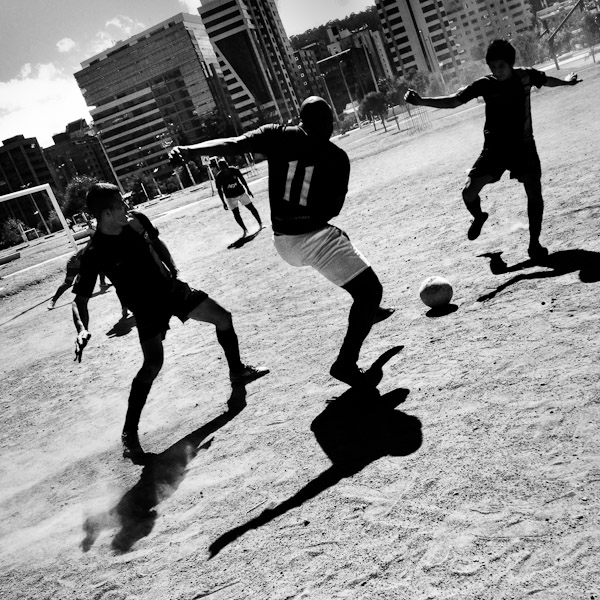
[0, 135, 59, 229]
[442, 0, 533, 59]
[74, 13, 236, 186]
[375, 0, 459, 78]
[294, 47, 331, 101]
[44, 119, 118, 192]
[198, 0, 301, 129]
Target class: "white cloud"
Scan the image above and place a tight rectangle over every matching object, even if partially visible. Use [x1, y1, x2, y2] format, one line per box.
[0, 63, 91, 148]
[178, 0, 200, 13]
[105, 15, 145, 36]
[57, 38, 77, 53]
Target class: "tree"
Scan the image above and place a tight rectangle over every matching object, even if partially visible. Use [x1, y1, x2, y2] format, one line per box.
[580, 11, 600, 62]
[62, 175, 98, 218]
[513, 32, 544, 67]
[360, 91, 388, 131]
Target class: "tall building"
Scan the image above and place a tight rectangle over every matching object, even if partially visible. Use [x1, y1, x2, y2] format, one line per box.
[74, 13, 236, 186]
[375, 0, 459, 78]
[443, 0, 533, 59]
[293, 47, 330, 101]
[198, 0, 301, 129]
[44, 119, 118, 192]
[0, 135, 59, 229]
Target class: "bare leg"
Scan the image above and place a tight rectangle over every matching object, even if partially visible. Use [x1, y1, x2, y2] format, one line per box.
[231, 207, 248, 236]
[330, 268, 383, 386]
[463, 174, 494, 240]
[122, 334, 165, 461]
[245, 202, 263, 228]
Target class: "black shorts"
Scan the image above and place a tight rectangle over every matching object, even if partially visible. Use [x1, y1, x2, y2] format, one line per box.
[135, 279, 209, 342]
[469, 140, 541, 184]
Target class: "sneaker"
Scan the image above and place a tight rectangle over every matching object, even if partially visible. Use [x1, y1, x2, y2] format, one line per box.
[122, 430, 145, 463]
[467, 212, 489, 241]
[330, 360, 377, 388]
[47, 301, 56, 310]
[230, 364, 269, 385]
[528, 243, 549, 263]
[373, 306, 395, 324]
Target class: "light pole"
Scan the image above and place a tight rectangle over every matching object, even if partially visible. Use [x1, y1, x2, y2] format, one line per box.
[91, 128, 125, 194]
[319, 74, 341, 126]
[339, 61, 361, 129]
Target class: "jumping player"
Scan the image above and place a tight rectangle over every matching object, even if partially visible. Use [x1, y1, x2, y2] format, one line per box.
[169, 96, 394, 388]
[215, 158, 263, 236]
[71, 183, 268, 462]
[404, 38, 581, 261]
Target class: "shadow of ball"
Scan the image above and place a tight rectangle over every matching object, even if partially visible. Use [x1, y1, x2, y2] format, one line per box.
[419, 276, 453, 308]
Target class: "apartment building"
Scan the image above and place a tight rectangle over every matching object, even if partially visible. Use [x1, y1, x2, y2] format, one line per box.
[443, 0, 533, 59]
[74, 13, 235, 186]
[198, 0, 301, 129]
[375, 0, 459, 78]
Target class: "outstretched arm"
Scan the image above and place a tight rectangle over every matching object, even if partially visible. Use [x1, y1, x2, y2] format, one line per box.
[404, 89, 463, 109]
[544, 72, 581, 87]
[72, 295, 91, 362]
[169, 136, 249, 164]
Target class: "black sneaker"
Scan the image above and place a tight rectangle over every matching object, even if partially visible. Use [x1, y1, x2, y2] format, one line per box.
[467, 212, 489, 240]
[373, 307, 395, 324]
[230, 364, 269, 385]
[330, 360, 377, 388]
[528, 243, 549, 263]
[122, 430, 145, 463]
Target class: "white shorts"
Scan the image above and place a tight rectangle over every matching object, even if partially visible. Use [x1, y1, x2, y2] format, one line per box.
[273, 225, 370, 287]
[225, 192, 252, 210]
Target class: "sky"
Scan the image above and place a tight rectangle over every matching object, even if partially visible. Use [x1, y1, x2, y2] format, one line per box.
[0, 0, 373, 148]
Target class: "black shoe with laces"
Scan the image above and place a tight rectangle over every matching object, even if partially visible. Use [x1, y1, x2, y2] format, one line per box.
[467, 212, 489, 240]
[230, 364, 269, 385]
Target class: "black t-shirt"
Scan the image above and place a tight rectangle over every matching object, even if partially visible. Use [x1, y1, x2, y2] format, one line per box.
[456, 67, 547, 145]
[215, 167, 245, 198]
[238, 124, 350, 234]
[73, 211, 171, 314]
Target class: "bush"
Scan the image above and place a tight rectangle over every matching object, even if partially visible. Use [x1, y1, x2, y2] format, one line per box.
[62, 176, 98, 218]
[0, 218, 25, 249]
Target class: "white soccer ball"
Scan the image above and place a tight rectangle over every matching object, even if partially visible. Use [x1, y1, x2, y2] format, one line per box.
[419, 276, 453, 308]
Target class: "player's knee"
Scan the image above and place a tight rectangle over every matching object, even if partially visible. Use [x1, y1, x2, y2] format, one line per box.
[215, 307, 234, 330]
[139, 357, 163, 381]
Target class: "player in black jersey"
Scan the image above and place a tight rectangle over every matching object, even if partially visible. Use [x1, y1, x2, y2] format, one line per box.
[405, 39, 581, 262]
[215, 158, 263, 236]
[170, 96, 394, 387]
[71, 183, 268, 463]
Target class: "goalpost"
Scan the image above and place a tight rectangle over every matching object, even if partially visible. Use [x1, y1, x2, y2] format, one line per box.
[0, 183, 78, 253]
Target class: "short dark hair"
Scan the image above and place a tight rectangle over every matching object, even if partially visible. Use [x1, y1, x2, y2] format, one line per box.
[86, 182, 121, 219]
[486, 39, 516, 66]
[299, 96, 333, 140]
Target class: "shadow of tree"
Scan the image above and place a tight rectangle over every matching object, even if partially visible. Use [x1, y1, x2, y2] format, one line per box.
[478, 249, 600, 302]
[208, 347, 422, 558]
[81, 384, 247, 553]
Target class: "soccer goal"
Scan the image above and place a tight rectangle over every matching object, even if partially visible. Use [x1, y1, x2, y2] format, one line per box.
[0, 183, 78, 252]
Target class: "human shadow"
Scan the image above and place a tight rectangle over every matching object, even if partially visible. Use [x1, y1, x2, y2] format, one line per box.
[208, 348, 422, 558]
[478, 249, 600, 302]
[106, 315, 136, 338]
[81, 383, 247, 554]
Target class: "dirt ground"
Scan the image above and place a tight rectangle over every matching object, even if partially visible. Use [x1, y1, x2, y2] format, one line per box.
[1, 63, 599, 600]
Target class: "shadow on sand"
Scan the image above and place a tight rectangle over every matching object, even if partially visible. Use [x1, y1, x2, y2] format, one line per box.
[208, 346, 422, 558]
[106, 315, 136, 338]
[81, 383, 247, 554]
[478, 248, 600, 302]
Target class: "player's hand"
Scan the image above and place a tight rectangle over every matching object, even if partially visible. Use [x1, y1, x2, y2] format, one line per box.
[564, 72, 581, 85]
[74, 330, 91, 363]
[222, 204, 228, 211]
[168, 146, 189, 165]
[248, 191, 254, 198]
[404, 89, 421, 105]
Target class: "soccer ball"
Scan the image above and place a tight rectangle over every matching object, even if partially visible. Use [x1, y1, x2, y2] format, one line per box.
[419, 276, 453, 308]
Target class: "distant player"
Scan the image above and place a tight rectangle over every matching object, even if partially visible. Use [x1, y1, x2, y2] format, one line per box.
[48, 249, 129, 317]
[71, 183, 268, 462]
[405, 38, 581, 262]
[215, 158, 263, 236]
[170, 96, 394, 388]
